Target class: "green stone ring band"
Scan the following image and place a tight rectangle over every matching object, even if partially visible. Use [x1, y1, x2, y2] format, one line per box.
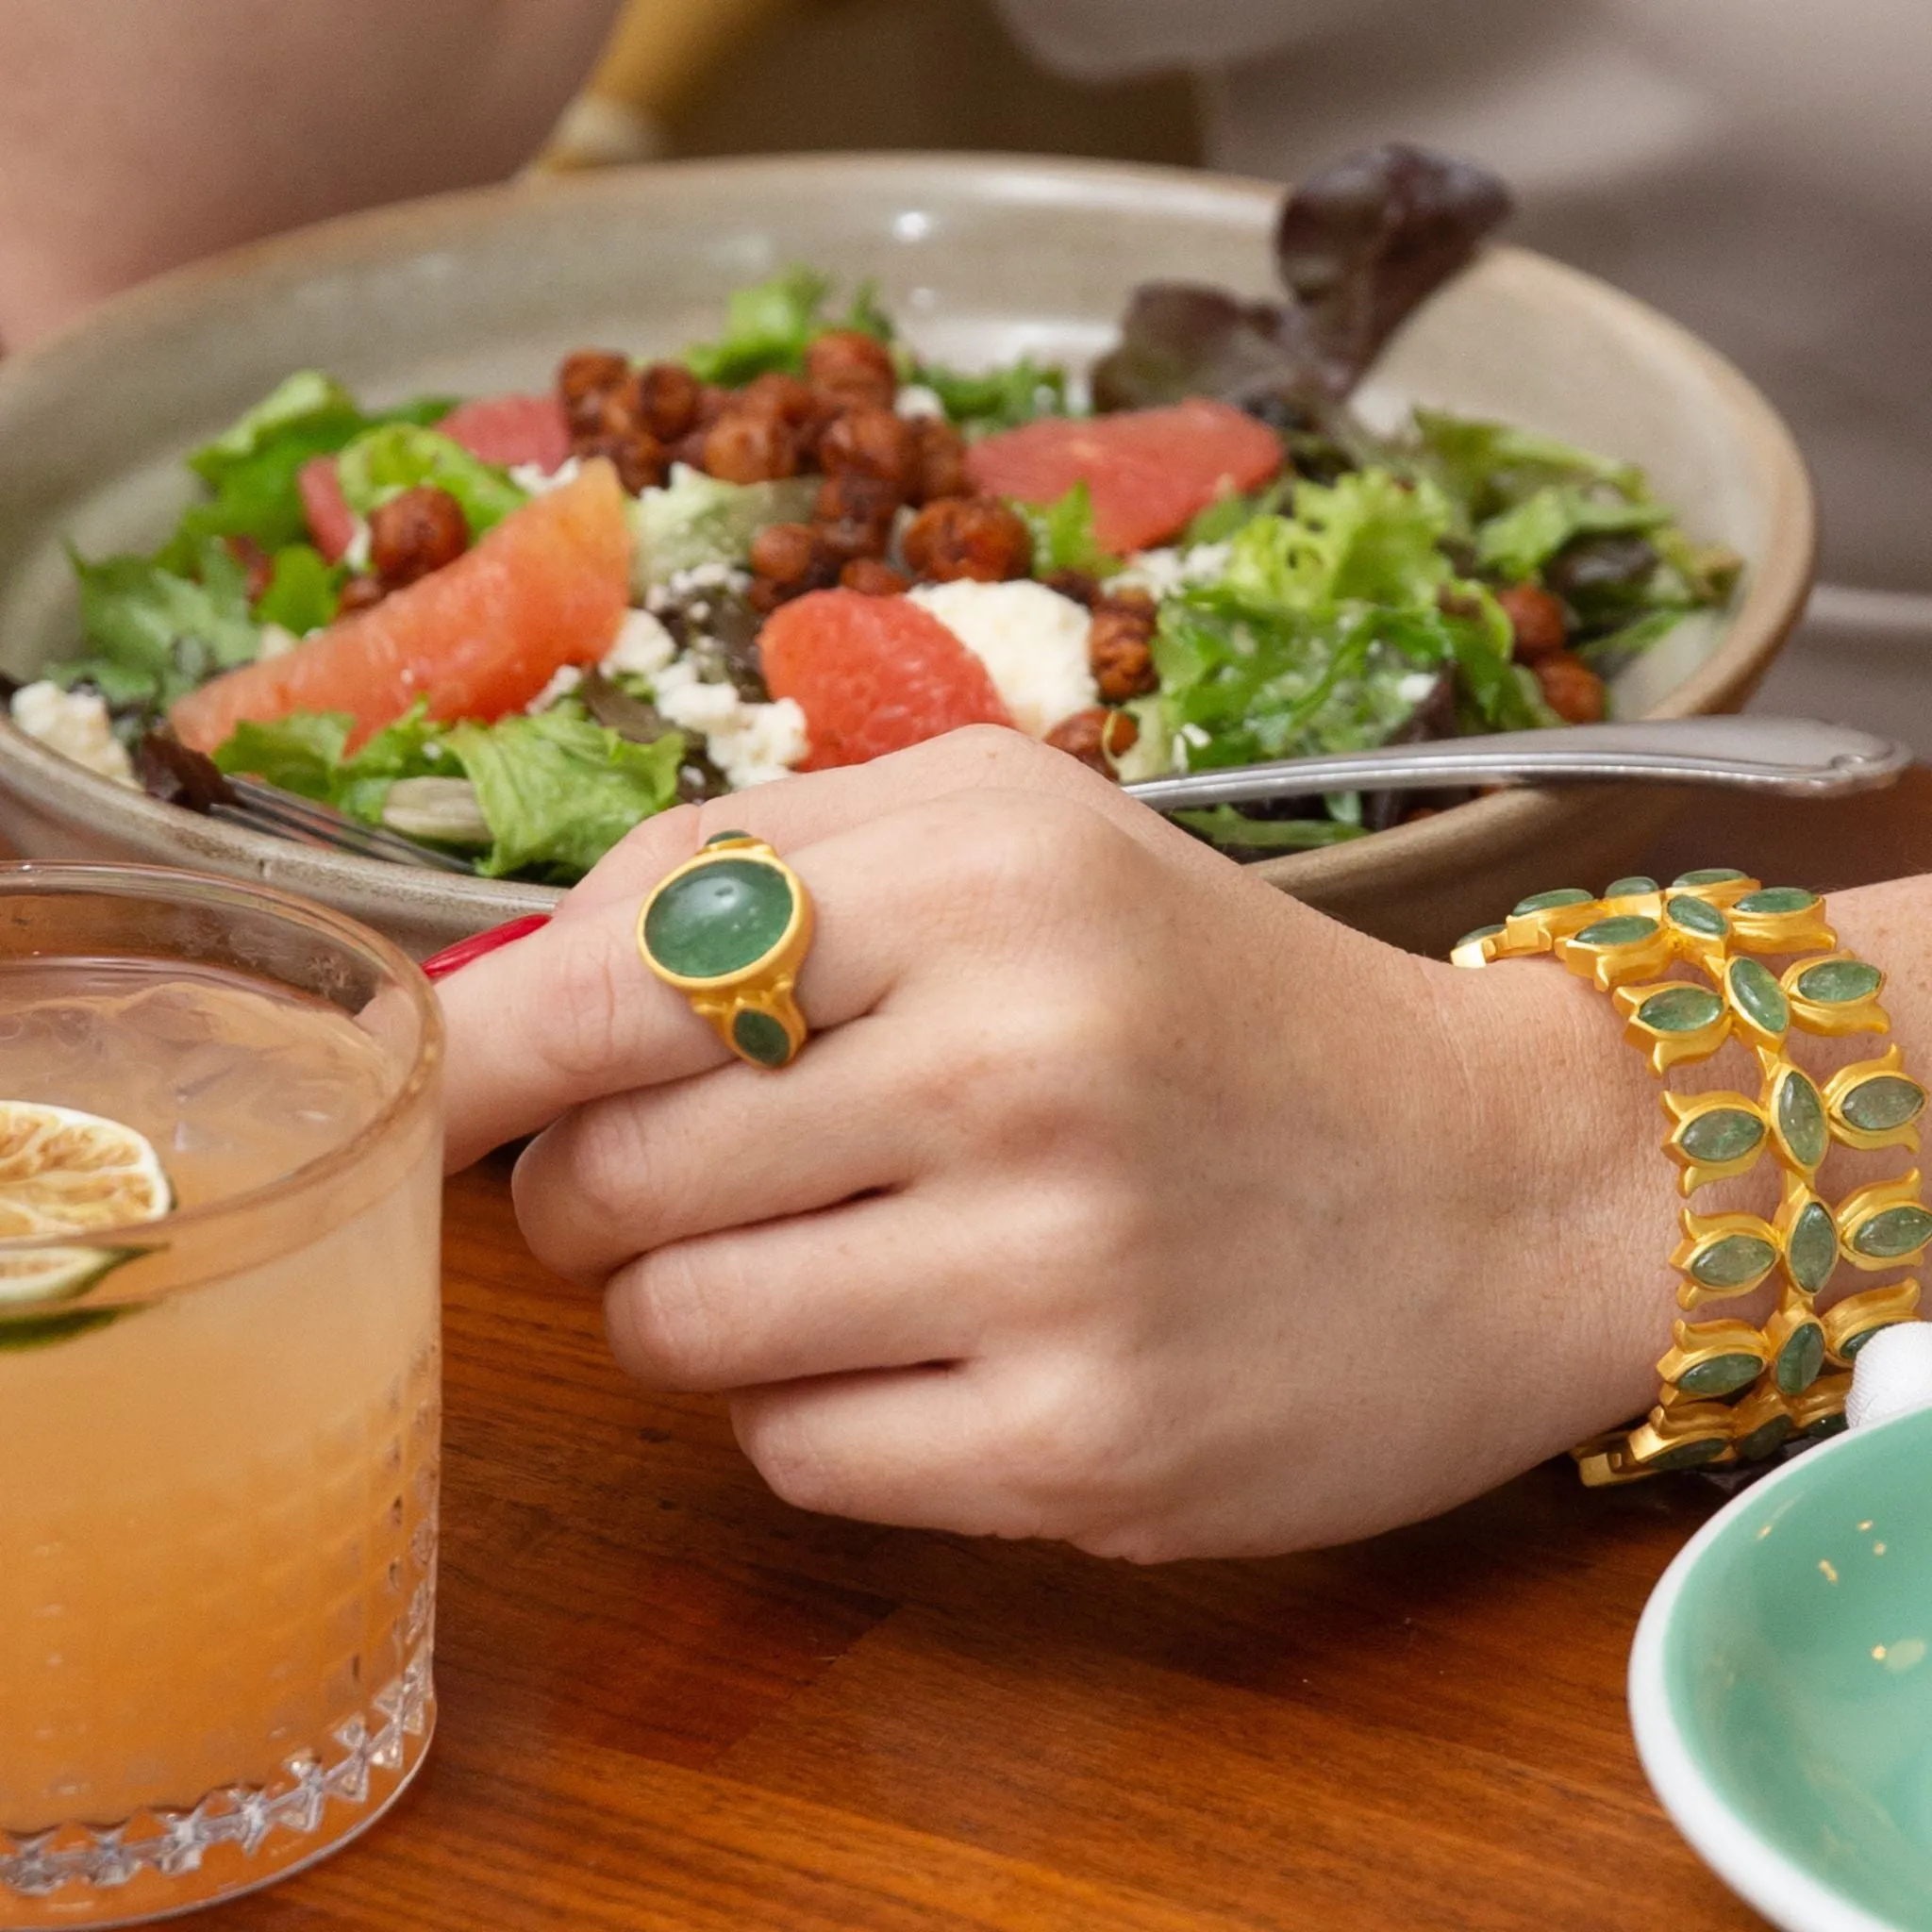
[638, 832, 815, 1070]
[1454, 870, 1925, 1486]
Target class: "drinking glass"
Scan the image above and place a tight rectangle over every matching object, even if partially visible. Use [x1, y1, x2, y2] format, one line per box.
[0, 864, 443, 1926]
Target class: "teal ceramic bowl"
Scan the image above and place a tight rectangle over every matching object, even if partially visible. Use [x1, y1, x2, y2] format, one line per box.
[1631, 1407, 1932, 1930]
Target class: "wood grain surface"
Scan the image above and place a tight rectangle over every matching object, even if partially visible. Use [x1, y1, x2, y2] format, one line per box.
[187, 773, 1932, 1930]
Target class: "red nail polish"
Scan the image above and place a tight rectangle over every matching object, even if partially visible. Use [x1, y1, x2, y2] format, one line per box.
[421, 913, 552, 982]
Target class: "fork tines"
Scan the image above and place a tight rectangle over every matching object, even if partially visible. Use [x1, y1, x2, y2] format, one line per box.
[219, 776, 475, 874]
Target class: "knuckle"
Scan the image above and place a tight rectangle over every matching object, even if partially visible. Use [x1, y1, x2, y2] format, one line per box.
[531, 928, 637, 1089]
[609, 1241, 730, 1389]
[734, 1401, 850, 1517]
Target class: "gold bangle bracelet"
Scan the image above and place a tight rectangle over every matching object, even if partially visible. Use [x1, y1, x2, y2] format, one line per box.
[1453, 869, 1928, 1486]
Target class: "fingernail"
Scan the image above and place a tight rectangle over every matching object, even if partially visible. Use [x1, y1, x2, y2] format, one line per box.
[421, 913, 553, 982]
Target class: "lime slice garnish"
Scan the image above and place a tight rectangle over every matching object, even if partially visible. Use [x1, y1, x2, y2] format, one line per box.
[0, 1103, 172, 1307]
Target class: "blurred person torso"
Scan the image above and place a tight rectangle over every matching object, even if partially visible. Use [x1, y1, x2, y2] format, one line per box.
[996, 0, 1932, 623]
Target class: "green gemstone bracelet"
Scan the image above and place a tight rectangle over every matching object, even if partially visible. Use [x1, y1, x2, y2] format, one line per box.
[1454, 870, 1926, 1485]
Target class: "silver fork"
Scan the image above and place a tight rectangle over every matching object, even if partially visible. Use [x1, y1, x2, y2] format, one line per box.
[212, 776, 475, 874]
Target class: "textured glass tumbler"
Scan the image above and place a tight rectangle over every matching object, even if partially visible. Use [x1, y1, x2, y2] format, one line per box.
[0, 866, 445, 1927]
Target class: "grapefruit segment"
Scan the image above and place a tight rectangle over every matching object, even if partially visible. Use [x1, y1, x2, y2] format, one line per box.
[172, 459, 632, 752]
[964, 398, 1285, 553]
[759, 590, 1014, 770]
[439, 394, 572, 473]
[298, 456, 357, 563]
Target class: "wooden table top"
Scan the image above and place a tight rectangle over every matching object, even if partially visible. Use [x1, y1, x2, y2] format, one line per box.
[204, 774, 1932, 1932]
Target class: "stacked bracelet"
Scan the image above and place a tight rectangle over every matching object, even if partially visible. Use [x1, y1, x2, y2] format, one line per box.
[1453, 869, 1926, 1485]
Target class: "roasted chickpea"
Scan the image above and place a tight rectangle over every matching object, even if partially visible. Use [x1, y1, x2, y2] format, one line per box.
[901, 496, 1033, 583]
[628, 362, 704, 441]
[816, 471, 903, 531]
[909, 417, 969, 504]
[805, 329, 898, 409]
[1040, 568, 1101, 608]
[558, 348, 630, 436]
[575, 431, 668, 496]
[1088, 604, 1159, 702]
[369, 485, 469, 590]
[1045, 706, 1139, 775]
[1533, 651, 1607, 724]
[337, 574, 388, 615]
[703, 411, 800, 485]
[819, 408, 921, 492]
[841, 558, 912, 596]
[1495, 582, 1569, 661]
[749, 522, 841, 594]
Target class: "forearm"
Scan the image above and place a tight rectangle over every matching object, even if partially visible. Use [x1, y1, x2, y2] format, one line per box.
[0, 0, 621, 350]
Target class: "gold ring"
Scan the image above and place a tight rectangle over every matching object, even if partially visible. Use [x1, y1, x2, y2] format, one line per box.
[637, 832, 814, 1069]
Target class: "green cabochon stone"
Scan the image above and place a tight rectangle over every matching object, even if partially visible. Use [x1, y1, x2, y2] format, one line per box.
[1638, 986, 1724, 1034]
[1646, 1436, 1731, 1472]
[1774, 1323, 1826, 1396]
[1843, 1076, 1926, 1134]
[1777, 1072, 1827, 1169]
[1852, 1206, 1932, 1260]
[1605, 876, 1658, 897]
[1734, 887, 1819, 915]
[704, 829, 753, 847]
[1678, 1352, 1764, 1398]
[1691, 1234, 1778, 1288]
[1734, 1415, 1794, 1462]
[731, 1008, 793, 1067]
[1575, 915, 1658, 946]
[645, 858, 795, 979]
[1728, 957, 1790, 1035]
[1511, 888, 1593, 915]
[1796, 958, 1882, 1005]
[1666, 895, 1728, 938]
[1457, 924, 1506, 948]
[1674, 869, 1750, 887]
[1679, 1109, 1764, 1164]
[1787, 1201, 1839, 1293]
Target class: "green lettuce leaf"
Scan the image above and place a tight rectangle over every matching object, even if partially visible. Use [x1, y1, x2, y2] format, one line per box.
[1474, 487, 1671, 584]
[632, 465, 818, 588]
[1020, 482, 1117, 577]
[683, 267, 892, 386]
[254, 543, 341, 634]
[911, 358, 1069, 435]
[1181, 478, 1292, 549]
[335, 425, 526, 537]
[211, 710, 352, 798]
[1411, 409, 1647, 521]
[59, 539, 261, 710]
[441, 709, 685, 879]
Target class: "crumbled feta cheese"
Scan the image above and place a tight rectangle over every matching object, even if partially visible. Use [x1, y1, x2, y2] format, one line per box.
[651, 658, 743, 733]
[525, 664, 584, 713]
[258, 623, 302, 659]
[1178, 722, 1212, 749]
[642, 654, 809, 789]
[8, 682, 136, 787]
[1110, 541, 1232, 601]
[907, 579, 1096, 739]
[894, 385, 946, 421]
[601, 608, 678, 679]
[1396, 672, 1440, 705]
[508, 456, 582, 495]
[341, 520, 373, 573]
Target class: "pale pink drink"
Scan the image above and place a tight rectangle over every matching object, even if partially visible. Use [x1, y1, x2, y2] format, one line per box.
[0, 866, 443, 1926]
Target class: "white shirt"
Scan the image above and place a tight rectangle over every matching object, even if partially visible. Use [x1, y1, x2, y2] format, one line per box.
[996, 0, 1932, 617]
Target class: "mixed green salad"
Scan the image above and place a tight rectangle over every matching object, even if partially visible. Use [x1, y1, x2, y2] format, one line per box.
[6, 145, 1740, 881]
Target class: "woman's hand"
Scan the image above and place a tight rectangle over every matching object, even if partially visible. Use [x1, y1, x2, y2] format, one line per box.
[440, 727, 1671, 1559]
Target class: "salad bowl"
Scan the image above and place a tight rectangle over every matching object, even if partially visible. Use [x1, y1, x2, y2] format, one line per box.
[0, 153, 1814, 957]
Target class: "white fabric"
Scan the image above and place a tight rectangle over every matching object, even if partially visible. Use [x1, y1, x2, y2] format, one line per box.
[993, 0, 1932, 625]
[1846, 1324, 1932, 1433]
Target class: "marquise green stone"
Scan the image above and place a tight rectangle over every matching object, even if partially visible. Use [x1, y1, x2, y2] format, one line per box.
[731, 1008, 792, 1067]
[1691, 1234, 1778, 1288]
[1734, 887, 1819, 915]
[1646, 1436, 1731, 1472]
[1734, 1416, 1794, 1462]
[1457, 924, 1506, 948]
[1638, 986, 1724, 1034]
[1678, 1352, 1764, 1398]
[704, 829, 753, 847]
[1605, 875, 1658, 898]
[644, 858, 795, 979]
[1805, 1410, 1850, 1441]
[1842, 1076, 1925, 1134]
[1511, 887, 1593, 915]
[1787, 1201, 1839, 1292]
[1674, 869, 1750, 888]
[1851, 1206, 1932, 1259]
[1776, 1072, 1827, 1169]
[1728, 957, 1790, 1036]
[1679, 1108, 1764, 1164]
[1666, 895, 1728, 938]
[1796, 958, 1882, 1005]
[1774, 1323, 1826, 1395]
[1575, 915, 1658, 946]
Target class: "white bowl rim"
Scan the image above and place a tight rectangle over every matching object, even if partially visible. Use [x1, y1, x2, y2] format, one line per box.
[1627, 1412, 1930, 1932]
